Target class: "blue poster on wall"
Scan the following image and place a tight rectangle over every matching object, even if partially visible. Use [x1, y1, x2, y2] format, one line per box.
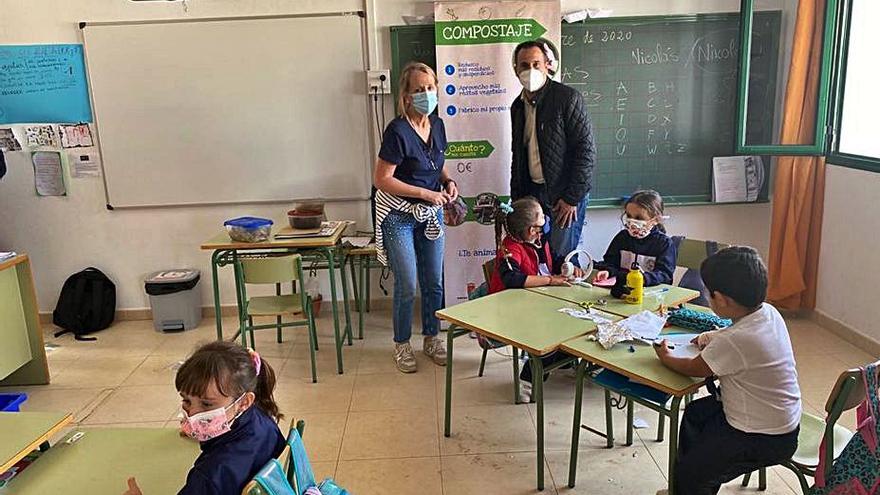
[0, 44, 93, 124]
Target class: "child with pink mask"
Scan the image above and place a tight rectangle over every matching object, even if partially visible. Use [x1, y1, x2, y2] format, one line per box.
[594, 190, 676, 299]
[122, 341, 286, 495]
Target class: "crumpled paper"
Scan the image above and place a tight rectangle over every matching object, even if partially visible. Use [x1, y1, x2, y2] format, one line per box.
[596, 310, 667, 349]
[597, 321, 632, 349]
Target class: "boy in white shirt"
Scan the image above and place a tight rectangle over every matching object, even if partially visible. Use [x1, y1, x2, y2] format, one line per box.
[654, 246, 801, 495]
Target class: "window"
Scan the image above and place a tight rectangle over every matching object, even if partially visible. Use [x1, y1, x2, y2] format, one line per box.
[735, 0, 839, 155]
[828, 0, 880, 171]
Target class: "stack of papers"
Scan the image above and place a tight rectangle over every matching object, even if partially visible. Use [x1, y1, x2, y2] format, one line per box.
[342, 236, 372, 248]
[0, 251, 17, 262]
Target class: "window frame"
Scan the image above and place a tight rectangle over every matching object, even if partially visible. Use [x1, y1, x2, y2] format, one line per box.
[735, 0, 840, 156]
[825, 0, 880, 172]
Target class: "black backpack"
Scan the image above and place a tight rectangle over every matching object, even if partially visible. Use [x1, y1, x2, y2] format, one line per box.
[53, 267, 116, 341]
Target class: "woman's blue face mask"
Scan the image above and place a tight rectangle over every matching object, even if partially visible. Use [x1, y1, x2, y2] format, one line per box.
[412, 90, 438, 115]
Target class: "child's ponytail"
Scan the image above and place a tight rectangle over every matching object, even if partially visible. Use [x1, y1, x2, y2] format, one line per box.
[252, 356, 282, 423]
[494, 198, 512, 249]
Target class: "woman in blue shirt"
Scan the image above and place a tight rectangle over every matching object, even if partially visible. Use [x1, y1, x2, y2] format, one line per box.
[374, 62, 458, 374]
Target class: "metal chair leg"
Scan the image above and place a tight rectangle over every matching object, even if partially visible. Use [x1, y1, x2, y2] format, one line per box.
[657, 411, 666, 442]
[478, 348, 488, 377]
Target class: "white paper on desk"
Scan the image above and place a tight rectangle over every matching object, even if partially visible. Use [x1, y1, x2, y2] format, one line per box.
[713, 156, 764, 202]
[32, 151, 66, 196]
[619, 310, 666, 341]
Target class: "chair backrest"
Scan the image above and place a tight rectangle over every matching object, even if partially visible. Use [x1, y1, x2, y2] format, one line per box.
[243, 480, 270, 495]
[240, 254, 303, 285]
[288, 428, 316, 495]
[246, 454, 295, 495]
[481, 258, 496, 285]
[825, 366, 873, 415]
[674, 237, 729, 271]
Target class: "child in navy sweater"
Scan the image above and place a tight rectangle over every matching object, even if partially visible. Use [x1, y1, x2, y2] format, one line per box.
[122, 342, 286, 495]
[595, 190, 676, 297]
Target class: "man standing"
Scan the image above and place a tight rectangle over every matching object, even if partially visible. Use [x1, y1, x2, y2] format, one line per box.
[510, 39, 595, 265]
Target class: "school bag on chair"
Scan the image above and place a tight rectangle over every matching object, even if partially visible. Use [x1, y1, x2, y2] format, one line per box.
[812, 362, 880, 495]
[52, 267, 116, 341]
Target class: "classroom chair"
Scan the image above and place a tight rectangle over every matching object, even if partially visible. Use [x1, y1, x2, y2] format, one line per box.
[242, 420, 306, 495]
[742, 362, 870, 494]
[234, 253, 319, 382]
[473, 257, 527, 404]
[672, 237, 729, 306]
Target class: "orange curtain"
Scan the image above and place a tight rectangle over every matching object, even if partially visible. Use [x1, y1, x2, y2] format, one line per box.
[766, 0, 827, 310]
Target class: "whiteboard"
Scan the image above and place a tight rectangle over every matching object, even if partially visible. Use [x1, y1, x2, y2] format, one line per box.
[82, 14, 371, 208]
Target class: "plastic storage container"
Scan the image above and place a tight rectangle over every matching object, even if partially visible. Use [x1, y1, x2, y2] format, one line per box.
[145, 269, 202, 332]
[0, 393, 27, 412]
[224, 217, 273, 243]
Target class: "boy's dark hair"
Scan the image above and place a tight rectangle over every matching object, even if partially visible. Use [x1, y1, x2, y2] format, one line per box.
[624, 189, 667, 233]
[513, 40, 551, 66]
[700, 246, 768, 309]
[176, 341, 282, 422]
[494, 196, 543, 247]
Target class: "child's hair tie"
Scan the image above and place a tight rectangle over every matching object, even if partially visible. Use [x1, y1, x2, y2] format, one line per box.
[248, 348, 262, 376]
[499, 200, 514, 214]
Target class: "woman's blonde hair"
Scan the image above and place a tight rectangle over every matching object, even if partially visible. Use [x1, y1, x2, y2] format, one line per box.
[397, 62, 438, 116]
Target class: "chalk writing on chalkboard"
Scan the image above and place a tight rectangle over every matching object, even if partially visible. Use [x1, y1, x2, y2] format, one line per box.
[0, 44, 93, 124]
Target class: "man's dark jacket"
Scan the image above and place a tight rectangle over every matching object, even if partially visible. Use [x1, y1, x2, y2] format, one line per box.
[510, 79, 596, 207]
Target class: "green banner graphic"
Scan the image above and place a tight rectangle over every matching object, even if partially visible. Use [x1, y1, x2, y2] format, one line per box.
[445, 140, 495, 159]
[435, 18, 547, 46]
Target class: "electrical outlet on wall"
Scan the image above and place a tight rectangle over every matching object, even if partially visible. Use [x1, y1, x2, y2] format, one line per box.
[366, 70, 391, 94]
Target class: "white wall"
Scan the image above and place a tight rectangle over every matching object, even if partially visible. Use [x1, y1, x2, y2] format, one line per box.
[816, 164, 880, 342]
[0, 0, 790, 312]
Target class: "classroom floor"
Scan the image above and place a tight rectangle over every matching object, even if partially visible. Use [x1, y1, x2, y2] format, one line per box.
[2, 308, 873, 495]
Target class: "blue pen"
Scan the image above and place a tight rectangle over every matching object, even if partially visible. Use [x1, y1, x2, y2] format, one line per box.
[644, 287, 670, 297]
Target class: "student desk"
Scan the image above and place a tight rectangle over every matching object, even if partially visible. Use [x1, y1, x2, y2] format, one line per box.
[201, 222, 355, 373]
[527, 283, 699, 317]
[436, 289, 618, 491]
[0, 255, 50, 387]
[7, 427, 200, 494]
[561, 328, 706, 495]
[0, 411, 72, 473]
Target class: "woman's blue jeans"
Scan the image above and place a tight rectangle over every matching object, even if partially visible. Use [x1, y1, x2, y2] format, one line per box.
[382, 210, 445, 343]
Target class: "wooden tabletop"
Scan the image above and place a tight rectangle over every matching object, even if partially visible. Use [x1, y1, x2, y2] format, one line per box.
[200, 221, 348, 250]
[527, 284, 699, 318]
[561, 327, 705, 396]
[436, 289, 620, 355]
[7, 427, 200, 494]
[0, 411, 73, 473]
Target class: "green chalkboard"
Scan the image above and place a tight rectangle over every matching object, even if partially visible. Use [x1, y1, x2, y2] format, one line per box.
[390, 11, 780, 205]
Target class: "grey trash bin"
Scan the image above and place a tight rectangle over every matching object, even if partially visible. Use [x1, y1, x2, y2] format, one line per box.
[145, 269, 202, 332]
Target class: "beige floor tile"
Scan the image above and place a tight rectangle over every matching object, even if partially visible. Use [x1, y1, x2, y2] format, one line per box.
[122, 356, 185, 386]
[351, 371, 436, 411]
[436, 370, 517, 409]
[552, 445, 666, 495]
[273, 372, 354, 415]
[440, 404, 535, 455]
[341, 409, 439, 460]
[280, 342, 362, 379]
[335, 457, 443, 495]
[294, 412, 346, 462]
[311, 461, 337, 482]
[528, 397, 635, 452]
[17, 386, 113, 422]
[49, 356, 147, 388]
[440, 453, 555, 495]
[82, 385, 180, 424]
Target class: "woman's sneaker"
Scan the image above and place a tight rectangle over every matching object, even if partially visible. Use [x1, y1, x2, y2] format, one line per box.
[394, 341, 417, 373]
[423, 336, 447, 366]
